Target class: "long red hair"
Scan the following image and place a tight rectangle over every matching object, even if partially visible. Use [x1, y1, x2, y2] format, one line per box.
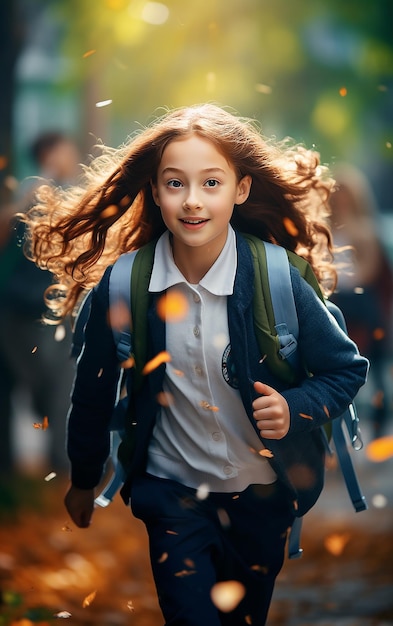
[22, 103, 336, 321]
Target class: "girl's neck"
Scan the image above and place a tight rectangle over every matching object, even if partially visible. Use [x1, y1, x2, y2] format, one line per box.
[170, 238, 222, 284]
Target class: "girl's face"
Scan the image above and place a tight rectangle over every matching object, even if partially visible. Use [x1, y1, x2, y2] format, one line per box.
[151, 134, 251, 259]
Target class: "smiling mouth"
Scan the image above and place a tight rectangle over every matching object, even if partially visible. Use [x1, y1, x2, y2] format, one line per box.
[180, 218, 208, 224]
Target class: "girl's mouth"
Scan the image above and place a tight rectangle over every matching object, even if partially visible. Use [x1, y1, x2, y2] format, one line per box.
[180, 218, 208, 225]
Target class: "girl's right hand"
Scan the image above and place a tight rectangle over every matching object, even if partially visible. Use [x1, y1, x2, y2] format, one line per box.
[64, 485, 95, 528]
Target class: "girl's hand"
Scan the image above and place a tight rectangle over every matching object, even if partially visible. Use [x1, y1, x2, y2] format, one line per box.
[64, 485, 95, 528]
[252, 381, 290, 439]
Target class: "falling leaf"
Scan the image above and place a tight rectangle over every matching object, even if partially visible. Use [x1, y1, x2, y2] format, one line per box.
[109, 300, 131, 331]
[31, 346, 38, 354]
[82, 590, 97, 608]
[323, 405, 330, 418]
[245, 616, 253, 625]
[210, 580, 246, 612]
[95, 99, 113, 108]
[157, 290, 189, 323]
[44, 472, 57, 482]
[97, 368, 104, 377]
[250, 564, 268, 574]
[175, 569, 196, 577]
[156, 391, 174, 406]
[259, 448, 274, 458]
[101, 204, 119, 219]
[126, 600, 135, 612]
[62, 522, 72, 532]
[255, 83, 272, 94]
[365, 435, 393, 462]
[339, 86, 347, 97]
[259, 354, 267, 364]
[373, 327, 385, 341]
[83, 49, 96, 58]
[386, 141, 392, 149]
[299, 412, 313, 420]
[0, 155, 8, 170]
[199, 400, 219, 412]
[54, 611, 72, 618]
[324, 532, 350, 556]
[282, 217, 299, 237]
[158, 552, 168, 563]
[173, 368, 184, 377]
[372, 493, 387, 509]
[120, 356, 135, 370]
[184, 558, 195, 568]
[165, 529, 178, 535]
[196, 483, 210, 500]
[142, 351, 171, 375]
[54, 324, 66, 342]
[372, 390, 384, 409]
[33, 416, 49, 430]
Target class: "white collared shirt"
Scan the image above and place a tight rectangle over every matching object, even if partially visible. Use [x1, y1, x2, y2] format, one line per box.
[146, 226, 277, 492]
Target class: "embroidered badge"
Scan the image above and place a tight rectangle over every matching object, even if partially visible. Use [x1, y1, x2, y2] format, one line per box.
[222, 344, 239, 389]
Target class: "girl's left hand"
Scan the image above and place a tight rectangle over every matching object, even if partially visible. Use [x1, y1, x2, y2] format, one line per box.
[252, 381, 290, 439]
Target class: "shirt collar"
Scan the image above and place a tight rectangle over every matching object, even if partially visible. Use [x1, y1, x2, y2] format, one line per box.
[149, 226, 237, 295]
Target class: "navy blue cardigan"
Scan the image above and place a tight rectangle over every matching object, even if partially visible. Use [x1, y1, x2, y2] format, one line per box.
[67, 233, 369, 516]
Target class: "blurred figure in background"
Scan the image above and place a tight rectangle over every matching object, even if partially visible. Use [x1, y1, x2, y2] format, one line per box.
[330, 163, 393, 439]
[0, 132, 80, 476]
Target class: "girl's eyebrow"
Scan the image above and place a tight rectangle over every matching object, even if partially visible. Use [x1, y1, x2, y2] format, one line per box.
[161, 166, 227, 175]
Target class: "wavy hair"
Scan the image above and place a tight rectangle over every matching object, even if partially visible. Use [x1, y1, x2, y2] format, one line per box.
[22, 103, 337, 321]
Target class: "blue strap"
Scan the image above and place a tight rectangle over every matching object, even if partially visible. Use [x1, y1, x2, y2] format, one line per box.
[109, 251, 137, 362]
[264, 242, 299, 368]
[264, 243, 367, 558]
[94, 253, 136, 507]
[288, 517, 304, 559]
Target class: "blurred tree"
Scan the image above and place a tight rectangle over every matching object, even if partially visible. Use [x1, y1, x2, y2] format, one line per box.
[0, 0, 24, 204]
[7, 0, 393, 205]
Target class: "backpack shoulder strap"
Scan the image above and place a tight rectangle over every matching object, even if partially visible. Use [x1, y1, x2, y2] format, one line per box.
[109, 239, 157, 378]
[109, 251, 138, 363]
[264, 241, 299, 369]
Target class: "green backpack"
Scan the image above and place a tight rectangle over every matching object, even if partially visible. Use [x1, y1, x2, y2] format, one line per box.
[73, 233, 367, 557]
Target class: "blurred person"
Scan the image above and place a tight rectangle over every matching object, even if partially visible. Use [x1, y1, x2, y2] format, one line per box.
[0, 132, 81, 475]
[23, 104, 367, 625]
[330, 163, 393, 439]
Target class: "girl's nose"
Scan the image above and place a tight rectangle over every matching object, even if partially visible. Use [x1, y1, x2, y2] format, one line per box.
[183, 188, 203, 211]
[183, 199, 203, 210]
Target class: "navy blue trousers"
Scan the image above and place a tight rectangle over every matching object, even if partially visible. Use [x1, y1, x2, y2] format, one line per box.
[130, 474, 294, 625]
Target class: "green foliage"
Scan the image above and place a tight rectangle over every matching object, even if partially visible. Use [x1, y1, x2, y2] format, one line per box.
[47, 0, 392, 167]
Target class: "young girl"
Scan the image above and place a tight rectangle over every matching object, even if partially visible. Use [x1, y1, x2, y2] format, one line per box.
[23, 104, 368, 626]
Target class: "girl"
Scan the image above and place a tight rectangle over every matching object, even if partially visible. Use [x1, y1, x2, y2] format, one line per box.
[23, 104, 368, 625]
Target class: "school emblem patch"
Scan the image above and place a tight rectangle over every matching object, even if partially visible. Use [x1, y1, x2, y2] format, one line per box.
[222, 344, 239, 389]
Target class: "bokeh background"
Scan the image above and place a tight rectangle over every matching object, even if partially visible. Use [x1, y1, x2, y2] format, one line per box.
[0, 1, 393, 625]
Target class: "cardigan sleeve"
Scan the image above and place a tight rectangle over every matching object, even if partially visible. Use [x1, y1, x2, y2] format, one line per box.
[282, 267, 369, 436]
[67, 267, 122, 489]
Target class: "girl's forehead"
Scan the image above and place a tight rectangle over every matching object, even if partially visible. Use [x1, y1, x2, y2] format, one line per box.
[159, 134, 230, 167]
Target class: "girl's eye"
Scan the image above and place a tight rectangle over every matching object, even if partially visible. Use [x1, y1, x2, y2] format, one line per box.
[167, 180, 183, 188]
[204, 179, 219, 187]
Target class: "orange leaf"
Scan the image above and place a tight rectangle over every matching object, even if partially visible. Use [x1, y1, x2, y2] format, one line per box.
[283, 217, 299, 237]
[210, 581, 246, 613]
[299, 412, 313, 420]
[365, 435, 393, 463]
[157, 291, 189, 322]
[82, 590, 97, 608]
[142, 351, 171, 375]
[259, 448, 274, 458]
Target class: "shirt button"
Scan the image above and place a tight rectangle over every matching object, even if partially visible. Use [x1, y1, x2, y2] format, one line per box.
[193, 293, 200, 303]
[193, 325, 200, 337]
[212, 432, 222, 442]
[195, 365, 203, 376]
[223, 465, 233, 476]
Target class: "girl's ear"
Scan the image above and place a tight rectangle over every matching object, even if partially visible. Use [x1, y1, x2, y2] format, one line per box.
[150, 179, 160, 206]
[236, 175, 252, 205]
